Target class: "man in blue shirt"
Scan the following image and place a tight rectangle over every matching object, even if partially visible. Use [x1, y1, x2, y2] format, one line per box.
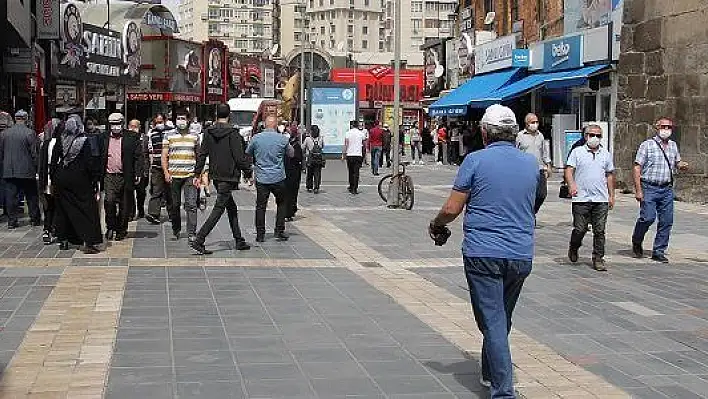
[565, 124, 615, 271]
[429, 104, 537, 399]
[246, 115, 294, 242]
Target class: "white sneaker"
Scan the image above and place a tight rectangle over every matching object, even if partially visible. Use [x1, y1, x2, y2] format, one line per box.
[480, 376, 491, 388]
[437, 161, 443, 165]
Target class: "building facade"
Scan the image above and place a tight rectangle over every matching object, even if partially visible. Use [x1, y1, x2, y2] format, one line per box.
[614, 0, 708, 201]
[178, 0, 276, 55]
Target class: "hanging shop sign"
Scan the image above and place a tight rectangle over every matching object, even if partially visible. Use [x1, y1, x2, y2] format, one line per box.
[330, 68, 423, 105]
[512, 49, 530, 68]
[169, 39, 203, 100]
[460, 6, 473, 33]
[203, 40, 227, 104]
[57, 3, 141, 84]
[543, 34, 583, 72]
[423, 41, 445, 98]
[263, 65, 275, 98]
[37, 0, 60, 39]
[474, 34, 516, 75]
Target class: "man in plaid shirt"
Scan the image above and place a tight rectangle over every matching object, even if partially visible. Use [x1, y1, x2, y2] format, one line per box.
[632, 117, 689, 263]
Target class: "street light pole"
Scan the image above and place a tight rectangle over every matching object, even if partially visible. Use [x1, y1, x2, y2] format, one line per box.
[387, 0, 402, 207]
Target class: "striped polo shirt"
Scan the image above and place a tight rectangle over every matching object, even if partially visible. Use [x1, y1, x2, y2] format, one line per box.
[148, 127, 170, 169]
[163, 130, 200, 179]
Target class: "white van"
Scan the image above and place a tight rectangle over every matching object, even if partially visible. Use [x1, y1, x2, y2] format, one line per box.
[227, 97, 267, 141]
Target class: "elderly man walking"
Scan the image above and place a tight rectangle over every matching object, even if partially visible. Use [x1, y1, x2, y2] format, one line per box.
[631, 117, 689, 263]
[516, 113, 552, 214]
[429, 105, 537, 398]
[0, 110, 41, 229]
[246, 115, 294, 242]
[565, 124, 615, 271]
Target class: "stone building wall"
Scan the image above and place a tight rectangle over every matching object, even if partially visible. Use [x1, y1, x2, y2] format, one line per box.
[615, 0, 708, 202]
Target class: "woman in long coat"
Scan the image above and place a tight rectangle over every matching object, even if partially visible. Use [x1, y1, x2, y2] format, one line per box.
[51, 115, 103, 254]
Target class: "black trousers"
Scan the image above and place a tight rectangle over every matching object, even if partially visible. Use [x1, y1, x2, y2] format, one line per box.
[42, 193, 56, 232]
[346, 156, 363, 193]
[534, 171, 548, 214]
[380, 147, 391, 168]
[196, 181, 243, 244]
[147, 167, 172, 218]
[570, 202, 609, 260]
[104, 173, 129, 234]
[285, 167, 302, 218]
[255, 181, 287, 236]
[134, 176, 148, 218]
[4, 178, 41, 226]
[306, 165, 322, 191]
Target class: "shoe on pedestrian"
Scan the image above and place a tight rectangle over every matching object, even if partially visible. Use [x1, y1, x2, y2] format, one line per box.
[188, 234, 197, 244]
[307, 188, 312, 193]
[172, 230, 181, 240]
[285, 217, 294, 222]
[137, 210, 145, 219]
[274, 232, 289, 241]
[256, 234, 265, 243]
[82, 245, 101, 255]
[314, 188, 319, 194]
[479, 376, 491, 388]
[189, 240, 213, 255]
[31, 220, 42, 227]
[42, 230, 54, 245]
[115, 231, 127, 241]
[568, 247, 579, 263]
[632, 242, 644, 258]
[437, 161, 443, 165]
[59, 241, 70, 251]
[145, 214, 160, 225]
[105, 230, 115, 240]
[592, 258, 607, 271]
[234, 239, 251, 251]
[7, 222, 18, 230]
[651, 254, 669, 263]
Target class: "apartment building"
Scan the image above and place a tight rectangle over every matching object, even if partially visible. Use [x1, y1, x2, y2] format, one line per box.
[385, 0, 457, 53]
[278, 0, 308, 57]
[305, 0, 384, 54]
[178, 0, 276, 55]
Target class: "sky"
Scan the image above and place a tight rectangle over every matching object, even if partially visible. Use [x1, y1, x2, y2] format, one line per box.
[161, 0, 180, 20]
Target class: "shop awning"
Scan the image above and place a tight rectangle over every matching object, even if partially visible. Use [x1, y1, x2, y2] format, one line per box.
[469, 64, 611, 107]
[428, 68, 523, 117]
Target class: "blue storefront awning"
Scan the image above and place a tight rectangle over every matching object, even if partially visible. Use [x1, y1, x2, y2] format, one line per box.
[468, 64, 611, 107]
[429, 68, 523, 117]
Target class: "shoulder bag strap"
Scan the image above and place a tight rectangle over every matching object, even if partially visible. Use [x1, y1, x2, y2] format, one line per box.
[652, 138, 674, 186]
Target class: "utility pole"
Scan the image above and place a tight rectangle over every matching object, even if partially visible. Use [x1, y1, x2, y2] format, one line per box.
[298, 2, 306, 127]
[387, 0, 402, 207]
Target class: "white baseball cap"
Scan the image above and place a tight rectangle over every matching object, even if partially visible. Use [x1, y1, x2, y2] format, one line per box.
[481, 104, 517, 127]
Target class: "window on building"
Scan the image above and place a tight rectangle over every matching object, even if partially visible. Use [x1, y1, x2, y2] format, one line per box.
[362, 26, 368, 34]
[411, 1, 422, 12]
[347, 39, 353, 49]
[319, 13, 325, 20]
[379, 41, 384, 50]
[320, 40, 325, 48]
[440, 20, 451, 32]
[235, 39, 248, 48]
[330, 0, 334, 4]
[379, 27, 384, 37]
[362, 40, 368, 48]
[484, 0, 493, 14]
[511, 0, 519, 21]
[330, 10, 335, 18]
[425, 19, 439, 28]
[363, 13, 368, 20]
[320, 26, 325, 34]
[364, 0, 369, 6]
[349, 0, 354, 5]
[295, 32, 302, 41]
[208, 8, 219, 18]
[330, 40, 335, 48]
[319, 0, 323, 6]
[209, 23, 218, 34]
[411, 19, 421, 33]
[330, 24, 336, 33]
[348, 25, 353, 34]
[348, 10, 353, 18]
[309, 0, 313, 8]
[295, 5, 306, 13]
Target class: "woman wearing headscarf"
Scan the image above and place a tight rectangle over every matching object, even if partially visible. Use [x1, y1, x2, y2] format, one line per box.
[51, 115, 103, 254]
[283, 122, 303, 222]
[38, 118, 62, 244]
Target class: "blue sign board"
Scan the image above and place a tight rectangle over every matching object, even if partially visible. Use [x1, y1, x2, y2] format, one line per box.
[564, 130, 583, 163]
[429, 106, 466, 117]
[512, 49, 530, 68]
[543, 35, 583, 72]
[309, 85, 357, 154]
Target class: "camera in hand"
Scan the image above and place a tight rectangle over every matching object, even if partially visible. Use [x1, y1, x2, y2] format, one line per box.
[429, 224, 451, 246]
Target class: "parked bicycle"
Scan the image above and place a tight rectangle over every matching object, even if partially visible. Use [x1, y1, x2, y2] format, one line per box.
[378, 161, 415, 210]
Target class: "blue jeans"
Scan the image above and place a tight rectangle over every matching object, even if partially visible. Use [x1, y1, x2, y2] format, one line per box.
[464, 257, 532, 399]
[632, 183, 674, 256]
[370, 147, 382, 174]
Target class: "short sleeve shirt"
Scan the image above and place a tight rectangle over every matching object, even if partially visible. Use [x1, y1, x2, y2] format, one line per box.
[635, 137, 680, 185]
[163, 130, 199, 179]
[453, 142, 538, 261]
[566, 145, 615, 203]
[344, 128, 366, 156]
[245, 130, 289, 184]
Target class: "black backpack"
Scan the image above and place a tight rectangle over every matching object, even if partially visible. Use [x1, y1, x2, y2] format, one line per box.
[309, 138, 324, 167]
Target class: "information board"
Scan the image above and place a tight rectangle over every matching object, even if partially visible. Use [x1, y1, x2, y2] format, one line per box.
[309, 85, 357, 154]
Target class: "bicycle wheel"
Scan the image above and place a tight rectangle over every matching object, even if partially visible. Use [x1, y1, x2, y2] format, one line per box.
[400, 175, 415, 210]
[378, 174, 393, 202]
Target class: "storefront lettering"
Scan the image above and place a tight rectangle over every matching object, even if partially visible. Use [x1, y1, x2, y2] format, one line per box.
[551, 41, 571, 67]
[86, 62, 120, 77]
[145, 11, 178, 32]
[484, 43, 513, 65]
[83, 30, 121, 58]
[365, 83, 420, 103]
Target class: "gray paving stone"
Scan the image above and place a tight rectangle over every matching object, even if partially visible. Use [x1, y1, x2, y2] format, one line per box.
[105, 382, 173, 399]
[174, 381, 245, 399]
[114, 339, 172, 354]
[360, 359, 433, 377]
[108, 366, 173, 385]
[175, 365, 239, 382]
[298, 360, 367, 379]
[234, 348, 294, 364]
[238, 362, 305, 381]
[243, 377, 315, 398]
[291, 347, 355, 363]
[372, 375, 449, 395]
[310, 377, 382, 396]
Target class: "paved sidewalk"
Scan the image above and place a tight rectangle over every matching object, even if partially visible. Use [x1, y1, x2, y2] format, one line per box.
[0, 158, 705, 398]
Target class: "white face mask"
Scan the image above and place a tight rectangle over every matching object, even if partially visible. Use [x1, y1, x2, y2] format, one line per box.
[277, 125, 285, 133]
[658, 129, 672, 140]
[587, 136, 601, 149]
[110, 125, 122, 134]
[176, 120, 188, 130]
[155, 123, 164, 130]
[527, 122, 539, 132]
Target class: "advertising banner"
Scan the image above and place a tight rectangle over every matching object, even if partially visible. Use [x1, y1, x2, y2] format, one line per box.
[203, 40, 226, 104]
[543, 34, 583, 72]
[474, 34, 516, 75]
[169, 39, 203, 101]
[37, 0, 60, 39]
[329, 68, 423, 105]
[263, 66, 275, 98]
[564, 0, 611, 35]
[56, 3, 141, 84]
[423, 41, 445, 98]
[309, 85, 357, 154]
